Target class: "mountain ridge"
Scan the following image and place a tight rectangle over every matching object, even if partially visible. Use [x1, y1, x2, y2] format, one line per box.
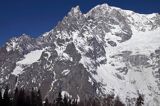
[0, 3, 160, 105]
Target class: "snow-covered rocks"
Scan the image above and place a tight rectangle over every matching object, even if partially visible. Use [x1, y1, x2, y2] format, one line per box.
[0, 3, 160, 105]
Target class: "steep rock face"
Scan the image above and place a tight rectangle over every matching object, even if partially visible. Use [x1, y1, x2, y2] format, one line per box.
[86, 4, 132, 42]
[0, 3, 160, 105]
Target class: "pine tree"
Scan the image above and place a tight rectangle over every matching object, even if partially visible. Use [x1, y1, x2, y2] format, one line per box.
[0, 89, 3, 106]
[17, 88, 26, 106]
[106, 94, 114, 106]
[25, 95, 31, 106]
[37, 89, 42, 106]
[72, 99, 78, 106]
[3, 85, 10, 106]
[114, 96, 125, 106]
[63, 95, 68, 106]
[44, 98, 49, 106]
[13, 87, 19, 106]
[136, 94, 144, 106]
[68, 99, 72, 106]
[31, 88, 36, 106]
[92, 99, 97, 106]
[56, 91, 63, 106]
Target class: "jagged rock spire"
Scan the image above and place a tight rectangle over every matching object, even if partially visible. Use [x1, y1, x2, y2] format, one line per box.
[68, 5, 82, 17]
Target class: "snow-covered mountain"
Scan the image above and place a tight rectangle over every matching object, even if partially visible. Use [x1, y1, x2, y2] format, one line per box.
[0, 3, 160, 105]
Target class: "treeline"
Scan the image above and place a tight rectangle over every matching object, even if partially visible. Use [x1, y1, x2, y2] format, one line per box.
[0, 86, 144, 106]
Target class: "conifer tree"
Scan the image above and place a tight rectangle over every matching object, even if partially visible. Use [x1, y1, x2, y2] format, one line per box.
[68, 99, 72, 106]
[136, 94, 144, 106]
[13, 87, 19, 106]
[3, 85, 10, 106]
[37, 89, 42, 106]
[17, 88, 26, 106]
[114, 96, 125, 106]
[31, 88, 37, 106]
[106, 94, 114, 106]
[25, 95, 31, 106]
[44, 98, 49, 106]
[63, 95, 68, 106]
[72, 99, 78, 106]
[0, 89, 2, 106]
[56, 91, 63, 106]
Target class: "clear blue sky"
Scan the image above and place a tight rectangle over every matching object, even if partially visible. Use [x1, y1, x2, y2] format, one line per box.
[0, 0, 160, 46]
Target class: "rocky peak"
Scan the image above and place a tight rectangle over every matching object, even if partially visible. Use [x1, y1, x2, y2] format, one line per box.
[5, 34, 39, 53]
[85, 3, 112, 18]
[8, 34, 32, 43]
[92, 3, 110, 11]
[68, 6, 82, 17]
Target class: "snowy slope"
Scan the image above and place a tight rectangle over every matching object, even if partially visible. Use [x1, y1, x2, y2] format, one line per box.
[78, 24, 160, 105]
[12, 49, 45, 76]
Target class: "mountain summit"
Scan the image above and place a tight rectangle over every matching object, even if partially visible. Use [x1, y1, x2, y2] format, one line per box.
[0, 4, 160, 105]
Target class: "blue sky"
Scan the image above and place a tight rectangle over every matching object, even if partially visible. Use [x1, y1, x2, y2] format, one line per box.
[0, 0, 160, 46]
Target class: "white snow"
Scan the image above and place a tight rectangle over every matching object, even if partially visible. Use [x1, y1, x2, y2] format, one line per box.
[6, 41, 18, 52]
[62, 69, 70, 76]
[119, 27, 160, 55]
[6, 44, 12, 52]
[12, 49, 45, 76]
[0, 78, 3, 83]
[43, 51, 51, 60]
[32, 78, 36, 83]
[91, 61, 160, 105]
[61, 91, 72, 98]
[79, 22, 160, 105]
[77, 95, 80, 102]
[42, 32, 50, 37]
[72, 6, 80, 13]
[45, 72, 57, 97]
[102, 28, 160, 104]
[12, 66, 23, 76]
[103, 27, 160, 57]
[49, 79, 57, 92]
[88, 77, 94, 85]
[17, 49, 44, 64]
[54, 40, 73, 61]
[146, 13, 157, 19]
[55, 46, 73, 61]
